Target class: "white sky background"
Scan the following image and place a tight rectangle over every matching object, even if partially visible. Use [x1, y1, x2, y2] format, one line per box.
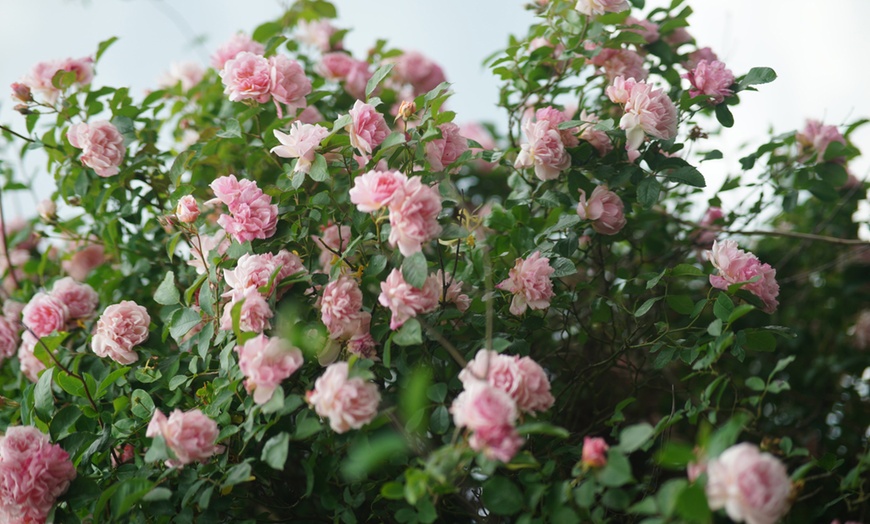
[0, 0, 868, 226]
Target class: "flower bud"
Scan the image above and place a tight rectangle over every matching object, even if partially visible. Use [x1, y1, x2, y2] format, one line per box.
[395, 100, 417, 122]
[175, 195, 200, 224]
[37, 199, 56, 222]
[10, 83, 32, 103]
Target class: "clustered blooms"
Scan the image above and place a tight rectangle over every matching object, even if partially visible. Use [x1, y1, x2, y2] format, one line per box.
[575, 0, 630, 16]
[586, 44, 648, 82]
[684, 59, 735, 105]
[67, 120, 126, 177]
[582, 437, 609, 468]
[91, 300, 151, 365]
[0, 426, 76, 523]
[607, 76, 678, 162]
[425, 122, 469, 171]
[320, 275, 374, 346]
[496, 251, 555, 316]
[450, 380, 523, 462]
[307, 361, 381, 433]
[211, 33, 265, 70]
[15, 56, 93, 104]
[707, 240, 780, 314]
[378, 269, 440, 330]
[705, 443, 792, 524]
[514, 105, 576, 180]
[317, 52, 372, 99]
[796, 119, 847, 163]
[146, 409, 222, 468]
[235, 334, 304, 404]
[271, 122, 330, 174]
[209, 175, 279, 243]
[346, 100, 390, 163]
[219, 51, 311, 117]
[459, 350, 555, 414]
[392, 50, 447, 96]
[576, 185, 626, 235]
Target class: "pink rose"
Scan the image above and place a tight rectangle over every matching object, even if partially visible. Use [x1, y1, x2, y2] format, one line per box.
[460, 350, 554, 414]
[426, 122, 469, 171]
[269, 54, 311, 114]
[451, 380, 518, 432]
[346, 100, 390, 160]
[587, 45, 648, 82]
[67, 120, 126, 177]
[210, 175, 279, 243]
[575, 0, 630, 16]
[459, 122, 497, 171]
[535, 106, 579, 147]
[0, 426, 76, 523]
[469, 423, 524, 463]
[296, 19, 342, 52]
[625, 16, 660, 43]
[17, 333, 45, 383]
[684, 46, 719, 70]
[175, 195, 200, 223]
[271, 122, 329, 174]
[393, 51, 447, 96]
[664, 27, 693, 47]
[297, 105, 324, 125]
[307, 361, 381, 433]
[514, 118, 571, 181]
[349, 169, 408, 213]
[146, 409, 222, 468]
[693, 206, 725, 248]
[796, 119, 847, 163]
[59, 56, 94, 85]
[348, 330, 378, 360]
[685, 60, 735, 105]
[0, 316, 19, 362]
[320, 276, 368, 340]
[157, 61, 205, 91]
[578, 110, 613, 156]
[236, 334, 304, 404]
[220, 286, 273, 333]
[496, 251, 555, 315]
[3, 300, 25, 327]
[387, 177, 443, 256]
[22, 292, 69, 338]
[707, 240, 780, 314]
[19, 57, 93, 105]
[220, 51, 271, 104]
[378, 269, 440, 330]
[91, 300, 151, 364]
[435, 270, 470, 312]
[225, 251, 304, 297]
[317, 52, 357, 80]
[582, 436, 609, 468]
[577, 185, 626, 235]
[211, 33, 264, 70]
[705, 443, 792, 524]
[313, 223, 351, 271]
[50, 277, 99, 320]
[607, 76, 678, 161]
[62, 242, 105, 280]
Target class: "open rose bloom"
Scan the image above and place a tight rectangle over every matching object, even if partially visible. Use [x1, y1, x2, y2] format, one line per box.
[146, 409, 223, 468]
[307, 361, 381, 433]
[707, 240, 780, 314]
[496, 251, 555, 315]
[67, 120, 126, 177]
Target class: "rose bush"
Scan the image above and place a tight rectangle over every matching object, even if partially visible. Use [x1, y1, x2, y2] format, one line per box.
[0, 0, 868, 522]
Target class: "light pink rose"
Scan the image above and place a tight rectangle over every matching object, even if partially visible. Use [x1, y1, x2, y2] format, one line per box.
[20, 56, 93, 105]
[575, 0, 630, 16]
[348, 330, 378, 360]
[514, 118, 571, 181]
[225, 251, 304, 297]
[693, 206, 725, 248]
[684, 46, 719, 70]
[236, 334, 304, 404]
[63, 242, 106, 280]
[317, 52, 358, 80]
[211, 33, 265, 70]
[0, 317, 19, 362]
[67, 120, 126, 177]
[582, 436, 609, 468]
[220, 286, 273, 333]
[313, 223, 351, 271]
[607, 76, 678, 161]
[707, 240, 780, 314]
[854, 310, 870, 350]
[426, 122, 469, 171]
[496, 251, 555, 315]
[378, 269, 440, 330]
[578, 110, 613, 156]
[269, 54, 311, 114]
[220, 51, 272, 104]
[17, 333, 45, 383]
[3, 301, 25, 327]
[50, 277, 98, 320]
[349, 169, 408, 213]
[296, 19, 342, 52]
[146, 409, 222, 468]
[307, 361, 381, 433]
[434, 270, 470, 312]
[460, 350, 554, 414]
[536, 106, 579, 147]
[685, 60, 735, 105]
[346, 100, 390, 160]
[393, 51, 447, 96]
[796, 119, 847, 163]
[387, 177, 443, 256]
[91, 300, 151, 364]
[271, 122, 329, 174]
[175, 195, 200, 223]
[625, 16, 660, 43]
[451, 380, 518, 432]
[111, 443, 136, 468]
[210, 175, 279, 243]
[320, 276, 368, 340]
[469, 423, 524, 463]
[22, 292, 69, 338]
[188, 231, 230, 275]
[705, 443, 792, 524]
[0, 426, 76, 523]
[157, 61, 205, 91]
[343, 60, 373, 100]
[587, 45, 648, 82]
[577, 185, 626, 235]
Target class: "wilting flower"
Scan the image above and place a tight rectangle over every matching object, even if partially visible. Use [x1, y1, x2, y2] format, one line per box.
[307, 361, 381, 433]
[496, 251, 555, 315]
[707, 240, 780, 314]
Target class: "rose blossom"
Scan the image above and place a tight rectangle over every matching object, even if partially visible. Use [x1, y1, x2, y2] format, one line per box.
[22, 292, 69, 338]
[607, 76, 678, 162]
[188, 231, 230, 275]
[63, 242, 105, 281]
[313, 223, 351, 271]
[18, 333, 45, 383]
[434, 270, 470, 312]
[459, 350, 555, 414]
[378, 269, 440, 330]
[514, 118, 571, 181]
[67, 120, 126, 177]
[348, 327, 378, 360]
[582, 437, 609, 468]
[0, 316, 19, 362]
[210, 175, 278, 243]
[469, 423, 525, 463]
[575, 0, 630, 16]
[307, 361, 381, 433]
[625, 16, 660, 43]
[211, 33, 265, 70]
[320, 276, 369, 340]
[157, 61, 205, 91]
[426, 122, 469, 171]
[705, 443, 792, 524]
[346, 100, 390, 161]
[50, 277, 99, 319]
[271, 122, 329, 174]
[175, 195, 200, 223]
[693, 206, 724, 248]
[236, 334, 304, 404]
[296, 19, 342, 52]
[224, 251, 304, 297]
[496, 251, 555, 316]
[535, 106, 579, 147]
[146, 409, 222, 468]
[3, 301, 25, 327]
[587, 46, 648, 82]
[269, 54, 311, 114]
[707, 240, 780, 314]
[349, 169, 408, 213]
[387, 177, 443, 256]
[317, 52, 358, 80]
[393, 51, 447, 96]
[664, 27, 693, 47]
[578, 110, 613, 156]
[685, 60, 735, 105]
[796, 119, 847, 163]
[91, 300, 151, 365]
[220, 51, 271, 103]
[0, 426, 76, 523]
[684, 46, 719, 70]
[577, 185, 626, 235]
[19, 56, 93, 105]
[220, 286, 273, 333]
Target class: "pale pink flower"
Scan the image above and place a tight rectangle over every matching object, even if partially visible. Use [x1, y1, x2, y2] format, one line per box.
[460, 350, 554, 414]
[435, 270, 470, 312]
[625, 16, 660, 43]
[67, 120, 126, 177]
[348, 330, 378, 360]
[707, 240, 780, 314]
[684, 47, 719, 70]
[211, 33, 264, 70]
[175, 195, 200, 223]
[587, 45, 648, 82]
[854, 310, 870, 350]
[62, 242, 105, 281]
[111, 443, 136, 467]
[320, 276, 369, 340]
[272, 250, 307, 289]
[426, 122, 469, 171]
[297, 105, 324, 124]
[20, 57, 93, 105]
[271, 122, 329, 174]
[346, 100, 390, 160]
[685, 60, 734, 105]
[220, 51, 271, 103]
[796, 119, 847, 163]
[236, 334, 304, 404]
[693, 206, 724, 248]
[577, 185, 626, 235]
[451, 380, 518, 432]
[17, 333, 45, 383]
[343, 60, 373, 100]
[0, 317, 19, 362]
[269, 54, 311, 114]
[220, 286, 273, 333]
[210, 175, 278, 243]
[469, 423, 524, 463]
[378, 269, 440, 330]
[157, 61, 205, 91]
[296, 19, 342, 52]
[496, 251, 555, 315]
[188, 231, 230, 275]
[607, 76, 678, 162]
[307, 361, 381, 433]
[393, 51, 447, 96]
[349, 169, 408, 213]
[514, 118, 571, 181]
[578, 110, 613, 156]
[91, 300, 151, 365]
[582, 437, 609, 468]
[22, 292, 69, 338]
[536, 106, 579, 147]
[225, 251, 304, 297]
[387, 177, 443, 256]
[317, 52, 358, 80]
[3, 301, 25, 328]
[575, 0, 630, 16]
[146, 409, 222, 468]
[705, 443, 791, 524]
[10, 82, 32, 103]
[313, 224, 351, 271]
[0, 426, 76, 524]
[50, 277, 98, 320]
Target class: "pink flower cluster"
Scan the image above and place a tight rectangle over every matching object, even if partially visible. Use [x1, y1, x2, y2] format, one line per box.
[582, 436, 609, 468]
[393, 51, 447, 96]
[514, 117, 572, 181]
[346, 100, 390, 163]
[146, 409, 222, 468]
[307, 361, 381, 433]
[577, 110, 613, 156]
[271, 122, 329, 174]
[211, 33, 265, 70]
[705, 443, 792, 524]
[317, 52, 372, 99]
[17, 56, 93, 104]
[236, 334, 304, 404]
[219, 250, 303, 333]
[685, 60, 735, 105]
[0, 426, 76, 523]
[587, 44, 648, 82]
[210, 175, 279, 243]
[497, 251, 555, 315]
[796, 119, 847, 163]
[67, 120, 126, 177]
[459, 350, 554, 414]
[707, 240, 780, 314]
[575, 0, 630, 16]
[607, 76, 678, 162]
[22, 277, 99, 339]
[378, 269, 440, 330]
[320, 275, 375, 350]
[220, 51, 311, 116]
[426, 122, 469, 171]
[91, 300, 151, 364]
[577, 185, 626, 235]
[451, 380, 523, 462]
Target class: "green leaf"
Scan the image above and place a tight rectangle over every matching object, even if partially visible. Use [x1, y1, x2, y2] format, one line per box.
[550, 257, 577, 278]
[715, 103, 734, 128]
[618, 422, 655, 453]
[49, 405, 82, 440]
[366, 63, 394, 98]
[772, 355, 796, 374]
[429, 405, 450, 434]
[675, 482, 712, 522]
[713, 293, 734, 322]
[482, 477, 523, 516]
[745, 377, 766, 391]
[341, 433, 407, 482]
[261, 432, 290, 470]
[666, 295, 695, 315]
[728, 304, 755, 323]
[401, 251, 428, 289]
[222, 462, 253, 488]
[666, 166, 706, 187]
[309, 153, 329, 182]
[381, 482, 404, 500]
[738, 67, 777, 89]
[393, 318, 422, 346]
[515, 421, 570, 438]
[154, 271, 180, 305]
[672, 264, 705, 277]
[95, 36, 119, 62]
[596, 450, 633, 487]
[95, 366, 131, 400]
[634, 297, 662, 317]
[130, 389, 155, 419]
[637, 177, 661, 208]
[170, 308, 202, 343]
[34, 367, 55, 422]
[217, 118, 242, 138]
